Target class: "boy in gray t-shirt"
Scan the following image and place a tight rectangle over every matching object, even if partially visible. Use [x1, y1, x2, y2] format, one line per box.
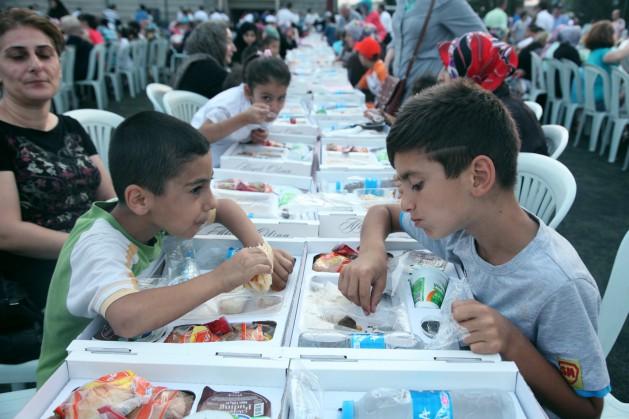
[339, 80, 610, 418]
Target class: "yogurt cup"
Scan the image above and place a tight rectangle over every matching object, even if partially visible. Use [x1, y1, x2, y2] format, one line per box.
[408, 267, 448, 309]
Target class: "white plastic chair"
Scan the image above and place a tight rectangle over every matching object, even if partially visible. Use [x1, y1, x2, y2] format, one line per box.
[52, 46, 77, 114]
[543, 59, 563, 124]
[75, 44, 108, 110]
[598, 230, 629, 419]
[148, 38, 170, 83]
[599, 67, 629, 163]
[558, 59, 584, 132]
[104, 42, 122, 102]
[575, 65, 611, 152]
[117, 40, 137, 97]
[64, 109, 124, 169]
[515, 152, 577, 229]
[527, 52, 547, 103]
[524, 100, 543, 121]
[542, 124, 569, 159]
[0, 359, 37, 418]
[146, 83, 173, 113]
[162, 90, 208, 123]
[131, 39, 149, 92]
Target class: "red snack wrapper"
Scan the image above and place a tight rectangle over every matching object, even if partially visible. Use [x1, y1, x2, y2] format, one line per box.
[331, 244, 359, 259]
[206, 317, 231, 336]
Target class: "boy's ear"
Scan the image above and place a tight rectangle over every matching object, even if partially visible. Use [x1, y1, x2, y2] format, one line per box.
[468, 155, 496, 197]
[244, 84, 253, 100]
[124, 184, 152, 215]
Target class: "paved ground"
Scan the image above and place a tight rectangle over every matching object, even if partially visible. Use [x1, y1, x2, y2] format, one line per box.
[61, 91, 627, 403]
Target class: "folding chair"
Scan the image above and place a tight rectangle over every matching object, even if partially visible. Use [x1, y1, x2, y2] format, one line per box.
[599, 67, 629, 163]
[575, 65, 611, 152]
[527, 52, 547, 103]
[515, 152, 577, 228]
[0, 359, 37, 418]
[146, 83, 173, 113]
[64, 109, 124, 169]
[524, 100, 543, 121]
[598, 230, 629, 418]
[75, 44, 108, 110]
[543, 59, 563, 124]
[52, 46, 77, 113]
[542, 124, 569, 160]
[162, 90, 208, 123]
[558, 59, 584, 132]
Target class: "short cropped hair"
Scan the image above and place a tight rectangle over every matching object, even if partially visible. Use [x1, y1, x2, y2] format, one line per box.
[387, 79, 519, 189]
[109, 111, 210, 204]
[584, 20, 615, 50]
[0, 8, 64, 55]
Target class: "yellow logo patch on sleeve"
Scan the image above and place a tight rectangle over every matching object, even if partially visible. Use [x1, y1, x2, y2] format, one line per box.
[558, 358, 583, 390]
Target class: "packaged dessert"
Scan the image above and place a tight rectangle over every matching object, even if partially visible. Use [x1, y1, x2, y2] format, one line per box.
[165, 320, 275, 343]
[213, 178, 274, 193]
[53, 370, 194, 419]
[196, 386, 271, 418]
[312, 244, 359, 272]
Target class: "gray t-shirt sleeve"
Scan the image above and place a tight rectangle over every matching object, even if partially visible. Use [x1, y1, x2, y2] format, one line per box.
[535, 279, 610, 397]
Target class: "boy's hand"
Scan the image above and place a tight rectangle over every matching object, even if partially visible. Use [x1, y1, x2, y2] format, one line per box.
[245, 103, 277, 124]
[338, 250, 388, 314]
[270, 248, 295, 291]
[213, 247, 272, 292]
[452, 300, 520, 355]
[250, 128, 269, 143]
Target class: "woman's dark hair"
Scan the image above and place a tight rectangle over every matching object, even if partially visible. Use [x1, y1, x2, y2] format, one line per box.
[78, 13, 98, 30]
[243, 55, 291, 90]
[0, 8, 64, 55]
[584, 20, 615, 50]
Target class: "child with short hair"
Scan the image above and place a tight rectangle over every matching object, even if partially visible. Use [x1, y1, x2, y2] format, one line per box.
[191, 56, 290, 167]
[339, 80, 609, 418]
[354, 36, 388, 98]
[37, 111, 295, 386]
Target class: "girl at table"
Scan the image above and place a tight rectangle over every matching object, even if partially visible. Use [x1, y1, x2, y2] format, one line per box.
[191, 54, 291, 167]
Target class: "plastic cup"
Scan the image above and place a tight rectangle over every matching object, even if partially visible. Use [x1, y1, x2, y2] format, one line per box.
[408, 267, 448, 309]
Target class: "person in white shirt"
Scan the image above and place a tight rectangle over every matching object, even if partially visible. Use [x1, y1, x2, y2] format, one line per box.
[191, 56, 291, 167]
[535, 1, 554, 34]
[304, 8, 319, 31]
[194, 6, 209, 23]
[102, 4, 119, 25]
[378, 3, 392, 36]
[277, 2, 299, 28]
[612, 9, 626, 41]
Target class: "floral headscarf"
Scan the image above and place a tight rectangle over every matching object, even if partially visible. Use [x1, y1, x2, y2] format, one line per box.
[438, 32, 518, 92]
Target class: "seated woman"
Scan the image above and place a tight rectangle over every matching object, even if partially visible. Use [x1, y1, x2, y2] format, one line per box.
[0, 9, 115, 363]
[439, 32, 548, 155]
[232, 21, 258, 64]
[583, 20, 629, 108]
[172, 21, 236, 100]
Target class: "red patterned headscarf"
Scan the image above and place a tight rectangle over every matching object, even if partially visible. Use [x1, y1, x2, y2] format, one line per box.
[438, 32, 518, 92]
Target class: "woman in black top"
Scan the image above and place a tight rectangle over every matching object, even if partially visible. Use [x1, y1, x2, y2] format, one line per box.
[173, 21, 236, 100]
[0, 9, 115, 363]
[232, 22, 258, 64]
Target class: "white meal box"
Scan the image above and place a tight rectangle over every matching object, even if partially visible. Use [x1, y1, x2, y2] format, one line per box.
[63, 238, 308, 362]
[318, 136, 391, 172]
[268, 115, 320, 137]
[18, 346, 288, 419]
[220, 141, 315, 177]
[201, 169, 320, 238]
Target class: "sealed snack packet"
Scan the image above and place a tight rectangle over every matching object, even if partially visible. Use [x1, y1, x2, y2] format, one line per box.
[312, 244, 359, 272]
[196, 386, 271, 418]
[165, 320, 275, 343]
[244, 241, 274, 293]
[53, 370, 193, 419]
[214, 179, 274, 193]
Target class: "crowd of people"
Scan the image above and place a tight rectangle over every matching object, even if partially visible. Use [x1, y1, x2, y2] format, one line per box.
[1, 2, 628, 417]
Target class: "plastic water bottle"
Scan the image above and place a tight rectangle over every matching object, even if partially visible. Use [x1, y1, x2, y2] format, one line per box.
[340, 389, 515, 419]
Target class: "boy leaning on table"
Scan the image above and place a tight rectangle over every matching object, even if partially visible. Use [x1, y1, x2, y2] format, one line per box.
[338, 79, 610, 418]
[37, 111, 295, 386]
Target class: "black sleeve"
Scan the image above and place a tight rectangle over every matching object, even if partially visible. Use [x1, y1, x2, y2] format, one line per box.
[347, 52, 368, 87]
[504, 98, 549, 155]
[62, 115, 98, 156]
[0, 130, 12, 172]
[177, 60, 228, 100]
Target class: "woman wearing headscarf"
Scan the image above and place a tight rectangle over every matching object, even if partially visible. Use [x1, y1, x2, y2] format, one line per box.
[173, 21, 236, 99]
[233, 21, 258, 64]
[439, 32, 548, 155]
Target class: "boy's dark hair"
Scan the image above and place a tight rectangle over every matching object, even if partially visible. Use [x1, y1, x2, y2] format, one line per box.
[410, 74, 438, 96]
[109, 111, 210, 204]
[387, 79, 519, 189]
[244, 56, 291, 90]
[584, 20, 615, 50]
